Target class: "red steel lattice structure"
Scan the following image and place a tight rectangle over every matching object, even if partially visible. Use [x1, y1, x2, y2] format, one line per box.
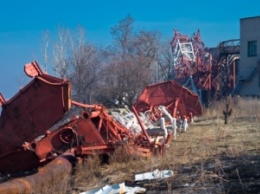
[171, 29, 240, 101]
[134, 80, 203, 121]
[171, 29, 212, 91]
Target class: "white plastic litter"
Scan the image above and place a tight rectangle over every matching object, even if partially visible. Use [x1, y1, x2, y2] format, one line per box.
[135, 169, 174, 181]
[80, 182, 146, 194]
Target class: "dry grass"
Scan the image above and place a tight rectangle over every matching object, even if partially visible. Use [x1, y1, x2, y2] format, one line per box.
[70, 153, 102, 191]
[70, 97, 260, 193]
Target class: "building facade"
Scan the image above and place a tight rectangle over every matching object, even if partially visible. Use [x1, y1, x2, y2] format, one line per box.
[237, 16, 260, 96]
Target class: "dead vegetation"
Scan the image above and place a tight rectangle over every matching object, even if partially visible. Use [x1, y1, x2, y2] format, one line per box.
[68, 97, 260, 193]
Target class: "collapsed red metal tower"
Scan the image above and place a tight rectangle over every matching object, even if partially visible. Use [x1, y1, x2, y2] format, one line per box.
[134, 80, 202, 121]
[171, 29, 212, 92]
[0, 62, 170, 176]
[171, 29, 240, 102]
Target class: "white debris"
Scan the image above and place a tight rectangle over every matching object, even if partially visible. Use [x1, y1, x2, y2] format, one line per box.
[158, 106, 178, 139]
[158, 106, 173, 122]
[160, 117, 168, 139]
[135, 169, 174, 181]
[109, 108, 155, 136]
[182, 118, 188, 132]
[79, 182, 146, 194]
[109, 106, 177, 145]
[172, 117, 177, 140]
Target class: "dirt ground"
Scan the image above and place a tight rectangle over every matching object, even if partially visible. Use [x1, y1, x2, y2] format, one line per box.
[129, 153, 260, 194]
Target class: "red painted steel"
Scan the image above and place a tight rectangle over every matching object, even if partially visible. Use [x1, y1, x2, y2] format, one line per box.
[24, 61, 44, 77]
[0, 75, 71, 146]
[0, 152, 74, 194]
[0, 61, 155, 176]
[0, 61, 71, 174]
[132, 106, 151, 144]
[171, 30, 240, 100]
[0, 150, 40, 174]
[134, 80, 202, 120]
[0, 93, 6, 106]
[171, 29, 212, 91]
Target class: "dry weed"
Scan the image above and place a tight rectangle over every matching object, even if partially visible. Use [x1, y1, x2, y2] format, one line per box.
[70, 97, 260, 193]
[71, 153, 102, 190]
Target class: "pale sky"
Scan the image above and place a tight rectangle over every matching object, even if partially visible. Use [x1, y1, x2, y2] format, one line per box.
[0, 0, 259, 98]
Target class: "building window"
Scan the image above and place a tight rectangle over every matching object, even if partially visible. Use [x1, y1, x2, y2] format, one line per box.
[248, 41, 257, 57]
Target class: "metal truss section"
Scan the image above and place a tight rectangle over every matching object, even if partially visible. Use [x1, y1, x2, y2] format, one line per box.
[171, 29, 240, 102]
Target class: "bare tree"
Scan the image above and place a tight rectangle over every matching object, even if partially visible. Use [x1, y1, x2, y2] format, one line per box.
[41, 31, 49, 73]
[48, 26, 103, 104]
[111, 14, 134, 54]
[66, 26, 102, 104]
[70, 26, 86, 52]
[99, 15, 160, 107]
[53, 26, 71, 79]
[69, 44, 102, 104]
[40, 18, 169, 107]
[158, 40, 175, 81]
[132, 30, 160, 82]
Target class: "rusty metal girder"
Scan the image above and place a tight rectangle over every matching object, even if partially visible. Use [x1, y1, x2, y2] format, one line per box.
[0, 61, 161, 176]
[171, 29, 212, 92]
[134, 80, 202, 121]
[0, 61, 71, 174]
[171, 30, 240, 101]
[0, 152, 74, 194]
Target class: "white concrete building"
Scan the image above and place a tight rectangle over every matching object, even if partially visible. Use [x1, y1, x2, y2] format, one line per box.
[236, 16, 260, 96]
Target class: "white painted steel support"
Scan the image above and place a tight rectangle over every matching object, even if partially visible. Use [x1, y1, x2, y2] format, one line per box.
[183, 118, 188, 132]
[160, 117, 168, 139]
[172, 118, 177, 140]
[159, 106, 177, 140]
